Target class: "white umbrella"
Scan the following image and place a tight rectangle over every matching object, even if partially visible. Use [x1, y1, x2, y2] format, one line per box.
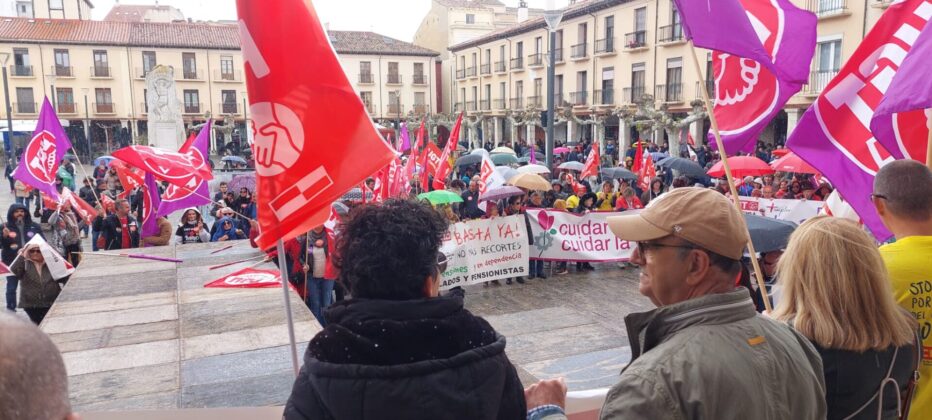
[490, 146, 517, 156]
[495, 166, 519, 181]
[517, 164, 551, 175]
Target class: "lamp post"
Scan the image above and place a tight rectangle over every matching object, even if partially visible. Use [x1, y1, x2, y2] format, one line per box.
[242, 91, 248, 149]
[0, 52, 12, 157]
[543, 1, 564, 169]
[82, 87, 90, 158]
[45, 73, 57, 111]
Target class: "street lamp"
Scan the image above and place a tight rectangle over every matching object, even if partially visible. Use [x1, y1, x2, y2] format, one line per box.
[242, 90, 248, 148]
[82, 87, 90, 158]
[0, 52, 12, 157]
[543, 0, 564, 169]
[45, 72, 57, 111]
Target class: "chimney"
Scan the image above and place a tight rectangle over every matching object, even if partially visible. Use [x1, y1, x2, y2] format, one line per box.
[517, 0, 528, 23]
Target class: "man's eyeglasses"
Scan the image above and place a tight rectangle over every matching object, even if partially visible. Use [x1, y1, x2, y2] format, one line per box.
[870, 193, 887, 201]
[437, 252, 448, 274]
[636, 241, 697, 256]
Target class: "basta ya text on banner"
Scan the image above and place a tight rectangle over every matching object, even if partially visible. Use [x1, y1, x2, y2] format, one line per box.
[438, 215, 529, 290]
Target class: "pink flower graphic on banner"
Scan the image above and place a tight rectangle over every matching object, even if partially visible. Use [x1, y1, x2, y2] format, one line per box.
[537, 210, 555, 231]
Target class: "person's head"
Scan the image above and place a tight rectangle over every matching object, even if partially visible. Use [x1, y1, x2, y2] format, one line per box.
[800, 181, 815, 199]
[622, 187, 636, 198]
[671, 176, 688, 189]
[183, 208, 201, 224]
[530, 191, 543, 206]
[761, 185, 774, 199]
[873, 159, 932, 237]
[221, 218, 234, 230]
[336, 199, 449, 300]
[97, 162, 105, 168]
[507, 195, 523, 213]
[219, 182, 228, 192]
[83, 177, 92, 186]
[0, 312, 79, 420]
[469, 176, 479, 192]
[650, 178, 662, 192]
[220, 207, 235, 218]
[790, 181, 802, 194]
[553, 199, 567, 210]
[772, 217, 915, 351]
[114, 199, 130, 217]
[601, 181, 613, 194]
[779, 180, 788, 190]
[608, 188, 747, 306]
[11, 205, 25, 222]
[552, 182, 563, 193]
[364, 178, 375, 190]
[760, 250, 782, 277]
[486, 202, 501, 217]
[763, 175, 774, 186]
[750, 188, 762, 198]
[580, 192, 596, 208]
[25, 243, 44, 263]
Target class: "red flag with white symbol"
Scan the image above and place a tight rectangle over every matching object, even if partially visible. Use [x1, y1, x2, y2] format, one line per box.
[632, 141, 644, 173]
[420, 142, 442, 190]
[432, 114, 463, 191]
[580, 147, 600, 179]
[112, 146, 212, 189]
[638, 153, 656, 191]
[110, 160, 144, 199]
[237, 0, 396, 249]
[204, 267, 284, 289]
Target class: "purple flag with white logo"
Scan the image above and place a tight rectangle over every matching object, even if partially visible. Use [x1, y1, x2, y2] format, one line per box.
[141, 172, 162, 239]
[12, 97, 72, 201]
[400, 123, 412, 152]
[870, 20, 932, 162]
[156, 121, 212, 218]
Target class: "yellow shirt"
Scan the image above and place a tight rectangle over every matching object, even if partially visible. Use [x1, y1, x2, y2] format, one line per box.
[596, 192, 616, 211]
[566, 195, 579, 209]
[880, 235, 932, 417]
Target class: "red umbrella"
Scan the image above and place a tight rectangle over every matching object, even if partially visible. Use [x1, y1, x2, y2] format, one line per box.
[707, 156, 775, 178]
[771, 148, 791, 158]
[770, 153, 820, 174]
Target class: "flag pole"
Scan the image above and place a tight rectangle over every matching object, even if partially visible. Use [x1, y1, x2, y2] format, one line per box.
[68, 151, 104, 211]
[926, 111, 932, 170]
[688, 40, 772, 312]
[276, 238, 301, 376]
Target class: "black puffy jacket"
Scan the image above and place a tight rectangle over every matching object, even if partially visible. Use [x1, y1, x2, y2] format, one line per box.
[283, 295, 526, 420]
[1, 203, 44, 264]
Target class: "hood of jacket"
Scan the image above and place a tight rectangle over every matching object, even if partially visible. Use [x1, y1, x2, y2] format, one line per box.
[6, 203, 34, 226]
[181, 207, 203, 225]
[214, 216, 237, 235]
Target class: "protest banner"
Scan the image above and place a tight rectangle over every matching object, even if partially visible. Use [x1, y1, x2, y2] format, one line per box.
[438, 214, 529, 290]
[525, 209, 635, 263]
[737, 197, 823, 224]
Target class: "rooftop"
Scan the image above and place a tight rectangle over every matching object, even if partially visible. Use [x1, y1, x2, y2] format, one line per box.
[103, 4, 184, 22]
[435, 0, 506, 7]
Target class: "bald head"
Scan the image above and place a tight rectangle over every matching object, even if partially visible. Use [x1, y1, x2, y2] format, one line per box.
[874, 160, 932, 222]
[0, 313, 74, 420]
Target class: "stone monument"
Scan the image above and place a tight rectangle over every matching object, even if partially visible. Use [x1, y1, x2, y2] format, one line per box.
[145, 65, 185, 150]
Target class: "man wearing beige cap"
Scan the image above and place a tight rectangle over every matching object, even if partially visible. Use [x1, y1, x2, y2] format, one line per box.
[524, 188, 826, 420]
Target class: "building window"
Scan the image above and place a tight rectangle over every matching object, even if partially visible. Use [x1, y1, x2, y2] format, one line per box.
[388, 62, 400, 84]
[12, 48, 30, 76]
[465, 14, 475, 24]
[388, 91, 401, 114]
[182, 53, 198, 79]
[49, 0, 63, 11]
[221, 90, 237, 114]
[220, 56, 235, 80]
[414, 92, 426, 113]
[665, 57, 683, 101]
[15, 1, 32, 17]
[56, 87, 74, 113]
[15, 87, 34, 113]
[53, 49, 70, 77]
[142, 51, 156, 75]
[95, 88, 113, 114]
[631, 62, 646, 101]
[813, 39, 842, 92]
[93, 50, 109, 77]
[360, 91, 373, 113]
[600, 66, 615, 104]
[413, 62, 425, 84]
[635, 7, 647, 32]
[183, 90, 200, 114]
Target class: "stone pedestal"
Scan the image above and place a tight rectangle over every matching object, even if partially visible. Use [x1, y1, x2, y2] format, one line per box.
[150, 121, 184, 150]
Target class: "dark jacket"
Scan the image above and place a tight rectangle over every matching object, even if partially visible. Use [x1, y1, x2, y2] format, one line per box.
[11, 256, 66, 309]
[1, 203, 44, 264]
[283, 295, 526, 420]
[101, 213, 140, 250]
[79, 185, 98, 207]
[460, 189, 483, 219]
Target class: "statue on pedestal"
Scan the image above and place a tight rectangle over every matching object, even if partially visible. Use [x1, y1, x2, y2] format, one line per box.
[145, 65, 185, 150]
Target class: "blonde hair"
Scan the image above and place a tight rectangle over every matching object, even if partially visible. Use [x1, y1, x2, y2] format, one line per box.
[772, 216, 915, 351]
[553, 199, 567, 210]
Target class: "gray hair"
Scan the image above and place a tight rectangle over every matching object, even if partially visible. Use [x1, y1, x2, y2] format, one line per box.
[0, 313, 71, 420]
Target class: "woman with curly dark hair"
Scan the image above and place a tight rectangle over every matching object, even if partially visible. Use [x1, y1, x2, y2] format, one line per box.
[284, 199, 527, 420]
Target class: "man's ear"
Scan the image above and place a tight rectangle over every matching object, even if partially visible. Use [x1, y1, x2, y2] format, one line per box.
[684, 250, 710, 287]
[873, 196, 887, 217]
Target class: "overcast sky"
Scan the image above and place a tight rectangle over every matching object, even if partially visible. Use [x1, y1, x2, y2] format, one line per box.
[91, 0, 570, 42]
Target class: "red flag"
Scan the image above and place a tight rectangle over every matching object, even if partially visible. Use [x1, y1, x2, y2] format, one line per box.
[110, 160, 144, 199]
[566, 173, 584, 196]
[237, 0, 396, 249]
[632, 141, 644, 173]
[432, 114, 463, 191]
[100, 194, 115, 212]
[204, 268, 284, 288]
[580, 147, 600, 179]
[62, 188, 98, 225]
[687, 133, 696, 147]
[419, 142, 441, 191]
[112, 146, 212, 188]
[0, 262, 9, 275]
[638, 153, 656, 191]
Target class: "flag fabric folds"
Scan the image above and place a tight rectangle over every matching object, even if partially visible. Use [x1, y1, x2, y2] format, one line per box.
[580, 147, 600, 180]
[13, 97, 73, 201]
[141, 172, 163, 239]
[157, 121, 213, 218]
[787, 0, 932, 241]
[432, 114, 463, 191]
[237, 0, 396, 249]
[112, 145, 213, 188]
[110, 160, 144, 199]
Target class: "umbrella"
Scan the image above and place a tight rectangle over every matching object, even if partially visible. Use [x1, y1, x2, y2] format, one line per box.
[93, 155, 116, 166]
[507, 173, 552, 191]
[491, 153, 518, 166]
[744, 214, 797, 254]
[600, 167, 637, 181]
[221, 156, 247, 164]
[771, 148, 791, 158]
[517, 156, 532, 164]
[455, 154, 482, 167]
[553, 146, 571, 154]
[770, 153, 820, 174]
[340, 187, 374, 202]
[517, 164, 551, 174]
[490, 146, 516, 156]
[455, 143, 468, 152]
[479, 185, 524, 202]
[650, 152, 669, 162]
[228, 173, 256, 192]
[495, 166, 519, 181]
[657, 157, 706, 178]
[417, 190, 464, 205]
[557, 161, 585, 171]
[332, 201, 349, 216]
[707, 156, 774, 178]
[523, 151, 545, 160]
[63, 153, 77, 161]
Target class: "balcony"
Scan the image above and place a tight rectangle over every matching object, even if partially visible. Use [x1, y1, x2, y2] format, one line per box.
[215, 70, 243, 82]
[387, 103, 404, 116]
[412, 104, 429, 115]
[57, 102, 77, 114]
[387, 73, 402, 85]
[359, 72, 374, 84]
[527, 53, 544, 68]
[527, 95, 542, 108]
[594, 89, 614, 105]
[569, 91, 588, 106]
[510, 57, 524, 71]
[594, 38, 615, 55]
[695, 80, 716, 100]
[363, 103, 376, 115]
[621, 87, 646, 104]
[465, 101, 477, 111]
[570, 43, 588, 60]
[219, 102, 240, 114]
[94, 102, 115, 115]
[13, 102, 36, 114]
[552, 93, 565, 106]
[412, 73, 427, 85]
[456, 68, 466, 79]
[183, 103, 201, 115]
[658, 24, 684, 44]
[182, 69, 204, 81]
[454, 102, 466, 113]
[552, 48, 564, 63]
[808, 0, 849, 18]
[465, 66, 477, 78]
[480, 63, 491, 75]
[10, 65, 33, 77]
[804, 69, 839, 95]
[624, 31, 648, 50]
[480, 99, 491, 110]
[495, 61, 506, 73]
[493, 99, 505, 110]
[52, 65, 73, 77]
[510, 97, 524, 109]
[90, 66, 111, 78]
[656, 83, 683, 103]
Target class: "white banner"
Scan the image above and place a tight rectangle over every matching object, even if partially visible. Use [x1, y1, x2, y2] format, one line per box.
[738, 197, 823, 224]
[439, 215, 530, 290]
[526, 209, 635, 262]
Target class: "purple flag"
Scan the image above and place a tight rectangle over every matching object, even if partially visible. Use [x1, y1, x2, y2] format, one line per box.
[156, 121, 212, 218]
[400, 123, 412, 152]
[787, 0, 931, 241]
[870, 21, 932, 162]
[673, 0, 816, 84]
[530, 141, 537, 164]
[12, 97, 72, 201]
[141, 172, 162, 239]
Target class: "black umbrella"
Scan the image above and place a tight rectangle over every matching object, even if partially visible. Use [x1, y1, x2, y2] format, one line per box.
[455, 154, 482, 167]
[600, 167, 637, 181]
[744, 214, 797, 254]
[657, 157, 706, 178]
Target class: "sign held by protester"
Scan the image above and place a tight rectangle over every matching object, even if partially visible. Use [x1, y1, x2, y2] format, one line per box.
[738, 197, 823, 225]
[526, 209, 635, 262]
[438, 215, 529, 290]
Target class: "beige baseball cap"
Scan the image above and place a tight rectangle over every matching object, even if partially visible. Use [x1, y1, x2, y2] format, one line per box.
[607, 187, 750, 260]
